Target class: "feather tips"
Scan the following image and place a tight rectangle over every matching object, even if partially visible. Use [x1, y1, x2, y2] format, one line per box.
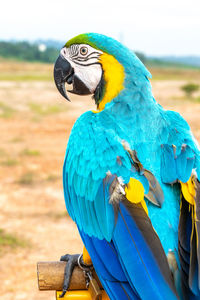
[161, 144, 196, 184]
[144, 169, 164, 207]
[179, 177, 200, 297]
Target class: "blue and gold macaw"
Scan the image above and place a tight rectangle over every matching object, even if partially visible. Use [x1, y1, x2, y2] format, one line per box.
[54, 33, 200, 300]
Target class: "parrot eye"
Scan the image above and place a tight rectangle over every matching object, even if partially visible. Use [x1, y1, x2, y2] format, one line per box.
[80, 47, 88, 56]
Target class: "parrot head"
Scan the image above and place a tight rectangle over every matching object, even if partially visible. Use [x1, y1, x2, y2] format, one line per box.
[54, 33, 151, 111]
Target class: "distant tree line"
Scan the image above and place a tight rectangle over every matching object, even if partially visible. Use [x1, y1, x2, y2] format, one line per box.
[0, 41, 147, 64]
[0, 41, 59, 63]
[0, 41, 198, 68]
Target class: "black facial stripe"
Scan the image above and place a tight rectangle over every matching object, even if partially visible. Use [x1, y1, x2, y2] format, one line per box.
[70, 49, 101, 60]
[70, 45, 74, 55]
[71, 61, 102, 67]
[74, 55, 100, 62]
[84, 52, 101, 59]
[74, 45, 79, 55]
[72, 53, 100, 62]
[70, 45, 79, 57]
[71, 54, 79, 59]
[71, 57, 99, 64]
[70, 45, 80, 58]
[71, 52, 79, 59]
[71, 52, 101, 66]
[72, 55, 99, 61]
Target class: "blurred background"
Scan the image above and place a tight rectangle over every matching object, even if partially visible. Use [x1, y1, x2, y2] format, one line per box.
[0, 0, 200, 299]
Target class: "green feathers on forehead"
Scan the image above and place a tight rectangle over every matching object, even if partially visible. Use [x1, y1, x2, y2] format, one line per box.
[65, 33, 115, 56]
[65, 34, 98, 49]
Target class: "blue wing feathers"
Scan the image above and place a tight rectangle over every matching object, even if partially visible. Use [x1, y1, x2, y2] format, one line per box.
[102, 279, 140, 300]
[79, 201, 178, 300]
[113, 203, 178, 300]
[161, 144, 197, 184]
[161, 144, 177, 183]
[80, 230, 140, 299]
[86, 201, 100, 236]
[181, 158, 195, 183]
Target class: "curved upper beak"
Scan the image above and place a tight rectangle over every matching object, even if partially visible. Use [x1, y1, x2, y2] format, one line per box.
[54, 54, 74, 101]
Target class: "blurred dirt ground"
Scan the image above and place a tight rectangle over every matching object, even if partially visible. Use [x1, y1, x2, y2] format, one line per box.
[0, 66, 200, 299]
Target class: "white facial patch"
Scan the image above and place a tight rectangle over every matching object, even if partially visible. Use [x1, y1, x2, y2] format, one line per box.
[60, 44, 103, 93]
[72, 63, 102, 93]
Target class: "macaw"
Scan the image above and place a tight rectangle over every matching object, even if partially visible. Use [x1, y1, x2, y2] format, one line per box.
[54, 33, 200, 300]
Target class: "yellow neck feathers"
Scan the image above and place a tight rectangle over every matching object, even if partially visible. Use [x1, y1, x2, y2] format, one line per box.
[98, 53, 125, 111]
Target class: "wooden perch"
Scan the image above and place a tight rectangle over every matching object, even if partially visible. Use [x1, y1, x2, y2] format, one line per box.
[37, 261, 102, 291]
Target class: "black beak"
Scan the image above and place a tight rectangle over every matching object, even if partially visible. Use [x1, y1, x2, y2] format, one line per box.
[54, 54, 74, 101]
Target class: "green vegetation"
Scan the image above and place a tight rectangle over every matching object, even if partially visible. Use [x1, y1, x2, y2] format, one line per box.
[29, 102, 66, 116]
[0, 60, 52, 81]
[1, 158, 18, 167]
[46, 211, 69, 220]
[0, 73, 52, 81]
[147, 59, 195, 69]
[52, 211, 69, 219]
[0, 102, 16, 118]
[0, 229, 27, 252]
[181, 83, 199, 97]
[0, 148, 7, 157]
[21, 148, 40, 156]
[17, 172, 35, 185]
[10, 137, 24, 143]
[195, 97, 200, 103]
[0, 41, 59, 63]
[0, 57, 199, 83]
[149, 67, 200, 81]
[46, 173, 61, 182]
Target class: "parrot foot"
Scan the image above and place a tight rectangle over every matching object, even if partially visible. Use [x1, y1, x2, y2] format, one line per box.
[59, 253, 80, 298]
[59, 253, 93, 298]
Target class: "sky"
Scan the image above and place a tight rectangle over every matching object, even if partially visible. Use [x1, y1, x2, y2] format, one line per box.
[1, 0, 200, 56]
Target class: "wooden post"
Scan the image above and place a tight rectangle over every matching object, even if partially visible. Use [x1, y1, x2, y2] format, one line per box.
[37, 261, 102, 291]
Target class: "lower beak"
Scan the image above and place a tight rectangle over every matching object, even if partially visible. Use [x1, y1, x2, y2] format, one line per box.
[54, 54, 74, 101]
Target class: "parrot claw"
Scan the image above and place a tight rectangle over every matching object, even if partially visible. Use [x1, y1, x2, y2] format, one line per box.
[59, 253, 80, 298]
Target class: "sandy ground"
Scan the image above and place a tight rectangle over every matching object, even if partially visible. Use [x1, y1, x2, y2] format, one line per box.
[0, 79, 200, 300]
